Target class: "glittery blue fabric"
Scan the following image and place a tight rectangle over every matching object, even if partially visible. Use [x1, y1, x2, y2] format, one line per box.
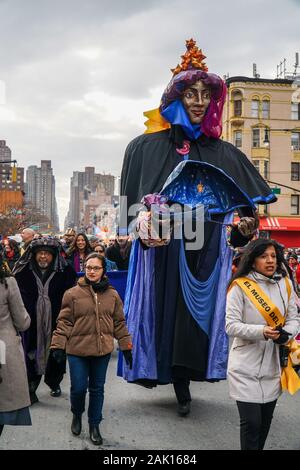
[161, 160, 256, 218]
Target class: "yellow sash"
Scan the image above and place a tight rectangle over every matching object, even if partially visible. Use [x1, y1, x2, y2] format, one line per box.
[232, 277, 300, 395]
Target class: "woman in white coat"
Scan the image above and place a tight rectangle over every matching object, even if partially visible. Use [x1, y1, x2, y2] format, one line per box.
[0, 258, 31, 437]
[226, 238, 300, 450]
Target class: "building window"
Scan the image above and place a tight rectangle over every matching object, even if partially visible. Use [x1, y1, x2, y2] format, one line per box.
[251, 100, 259, 118]
[262, 100, 270, 119]
[291, 162, 300, 181]
[252, 128, 260, 147]
[232, 90, 243, 117]
[291, 102, 300, 120]
[291, 195, 300, 215]
[253, 159, 260, 173]
[234, 130, 242, 147]
[234, 100, 242, 117]
[291, 132, 300, 151]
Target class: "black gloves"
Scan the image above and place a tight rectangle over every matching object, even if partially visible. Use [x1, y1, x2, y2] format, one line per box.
[273, 326, 292, 345]
[52, 349, 66, 364]
[123, 349, 133, 369]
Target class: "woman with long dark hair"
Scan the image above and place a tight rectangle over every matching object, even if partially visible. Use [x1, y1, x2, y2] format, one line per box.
[226, 238, 300, 450]
[66, 233, 92, 273]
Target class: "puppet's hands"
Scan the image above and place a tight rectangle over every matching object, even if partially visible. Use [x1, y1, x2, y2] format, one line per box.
[237, 215, 259, 238]
[136, 211, 172, 247]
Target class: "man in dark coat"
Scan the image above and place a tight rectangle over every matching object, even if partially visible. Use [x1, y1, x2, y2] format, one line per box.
[13, 237, 77, 404]
[118, 39, 277, 416]
[106, 233, 132, 271]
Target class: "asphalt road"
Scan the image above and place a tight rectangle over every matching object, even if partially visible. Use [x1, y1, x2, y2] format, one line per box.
[1, 350, 300, 450]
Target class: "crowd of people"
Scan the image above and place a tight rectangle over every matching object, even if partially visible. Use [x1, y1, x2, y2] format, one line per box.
[0, 227, 133, 445]
[1, 38, 300, 451]
[0, 227, 132, 275]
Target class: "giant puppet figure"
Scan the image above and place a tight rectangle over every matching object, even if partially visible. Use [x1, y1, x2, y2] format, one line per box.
[119, 39, 277, 416]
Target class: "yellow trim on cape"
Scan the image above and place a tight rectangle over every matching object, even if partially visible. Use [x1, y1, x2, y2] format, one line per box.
[232, 276, 300, 395]
[143, 108, 171, 134]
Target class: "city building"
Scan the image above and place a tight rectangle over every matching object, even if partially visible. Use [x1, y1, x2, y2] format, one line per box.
[65, 167, 115, 231]
[0, 140, 11, 163]
[223, 73, 300, 246]
[25, 160, 59, 231]
[0, 140, 25, 213]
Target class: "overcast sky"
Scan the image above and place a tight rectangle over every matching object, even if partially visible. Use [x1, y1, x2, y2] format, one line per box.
[0, 0, 299, 229]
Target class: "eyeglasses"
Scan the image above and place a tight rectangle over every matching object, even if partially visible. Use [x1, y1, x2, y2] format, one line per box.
[95, 250, 105, 254]
[86, 266, 103, 272]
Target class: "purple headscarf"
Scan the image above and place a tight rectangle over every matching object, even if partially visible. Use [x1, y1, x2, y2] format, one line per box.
[160, 69, 226, 139]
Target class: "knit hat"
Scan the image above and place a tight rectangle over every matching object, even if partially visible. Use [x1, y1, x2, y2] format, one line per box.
[64, 228, 76, 236]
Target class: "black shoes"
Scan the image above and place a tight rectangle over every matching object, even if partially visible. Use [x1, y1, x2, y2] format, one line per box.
[177, 400, 191, 417]
[50, 385, 61, 397]
[71, 414, 82, 436]
[89, 425, 103, 445]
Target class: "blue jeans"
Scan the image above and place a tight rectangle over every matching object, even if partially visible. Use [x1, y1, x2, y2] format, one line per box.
[67, 354, 111, 426]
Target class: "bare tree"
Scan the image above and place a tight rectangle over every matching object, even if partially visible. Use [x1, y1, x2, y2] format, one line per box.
[0, 203, 52, 236]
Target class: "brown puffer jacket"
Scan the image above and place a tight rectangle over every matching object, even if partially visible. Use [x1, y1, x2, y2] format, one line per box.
[51, 277, 132, 356]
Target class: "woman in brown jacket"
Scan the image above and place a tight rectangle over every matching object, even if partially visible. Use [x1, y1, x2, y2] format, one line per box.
[51, 253, 132, 446]
[0, 258, 31, 437]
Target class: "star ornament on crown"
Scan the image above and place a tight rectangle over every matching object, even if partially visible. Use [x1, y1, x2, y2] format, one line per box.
[171, 38, 208, 76]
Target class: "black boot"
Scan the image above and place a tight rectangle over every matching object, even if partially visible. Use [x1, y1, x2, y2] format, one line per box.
[89, 425, 103, 445]
[177, 401, 191, 417]
[71, 414, 82, 436]
[50, 385, 61, 397]
[0, 425, 4, 437]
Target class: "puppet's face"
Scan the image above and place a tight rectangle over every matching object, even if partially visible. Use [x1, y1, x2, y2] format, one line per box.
[181, 80, 211, 124]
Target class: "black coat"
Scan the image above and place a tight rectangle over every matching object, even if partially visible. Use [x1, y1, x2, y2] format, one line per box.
[121, 126, 276, 224]
[15, 263, 77, 352]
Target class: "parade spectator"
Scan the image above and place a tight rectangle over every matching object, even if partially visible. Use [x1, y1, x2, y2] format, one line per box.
[118, 39, 276, 416]
[106, 233, 132, 271]
[108, 235, 115, 247]
[287, 254, 300, 295]
[2, 238, 20, 272]
[0, 254, 31, 436]
[51, 253, 132, 445]
[226, 238, 300, 450]
[13, 237, 77, 404]
[62, 228, 76, 251]
[94, 243, 118, 271]
[66, 232, 92, 273]
[89, 236, 100, 250]
[20, 228, 35, 255]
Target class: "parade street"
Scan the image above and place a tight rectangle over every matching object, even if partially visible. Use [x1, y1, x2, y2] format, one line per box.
[1, 350, 300, 451]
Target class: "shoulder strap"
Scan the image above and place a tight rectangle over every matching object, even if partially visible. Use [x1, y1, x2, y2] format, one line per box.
[232, 277, 285, 328]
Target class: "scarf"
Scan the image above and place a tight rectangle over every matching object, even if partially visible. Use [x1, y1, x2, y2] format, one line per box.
[32, 270, 56, 375]
[84, 275, 110, 293]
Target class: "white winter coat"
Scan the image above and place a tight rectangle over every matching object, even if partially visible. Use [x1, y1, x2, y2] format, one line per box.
[226, 271, 300, 403]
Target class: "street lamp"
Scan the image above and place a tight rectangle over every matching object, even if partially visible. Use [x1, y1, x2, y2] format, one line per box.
[261, 127, 292, 146]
